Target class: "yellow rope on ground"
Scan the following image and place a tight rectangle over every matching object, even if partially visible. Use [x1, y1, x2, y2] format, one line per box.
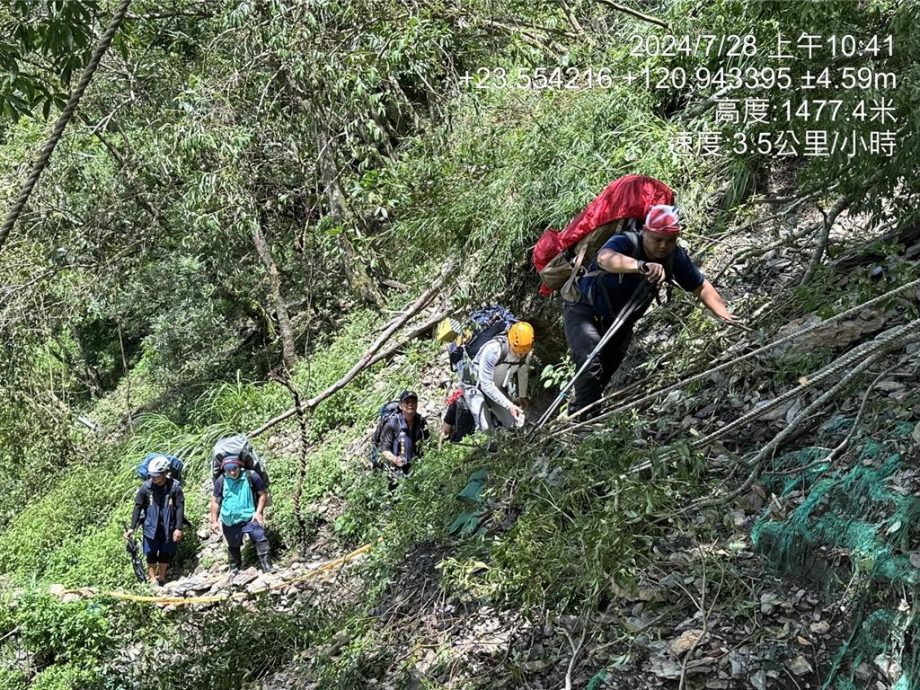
[62, 543, 373, 607]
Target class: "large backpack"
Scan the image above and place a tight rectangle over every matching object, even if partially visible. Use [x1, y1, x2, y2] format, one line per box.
[211, 435, 269, 488]
[369, 400, 401, 467]
[533, 175, 674, 301]
[447, 305, 518, 378]
[137, 453, 184, 484]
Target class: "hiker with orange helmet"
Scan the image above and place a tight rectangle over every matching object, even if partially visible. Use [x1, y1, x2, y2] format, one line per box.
[463, 321, 535, 431]
[564, 204, 735, 419]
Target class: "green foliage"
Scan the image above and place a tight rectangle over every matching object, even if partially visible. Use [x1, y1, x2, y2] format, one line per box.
[375, 84, 708, 293]
[0, 464, 122, 580]
[29, 664, 101, 690]
[0, 669, 28, 690]
[339, 418, 691, 612]
[148, 600, 328, 690]
[540, 355, 574, 391]
[17, 593, 114, 670]
[0, 1, 100, 121]
[0, 1, 917, 687]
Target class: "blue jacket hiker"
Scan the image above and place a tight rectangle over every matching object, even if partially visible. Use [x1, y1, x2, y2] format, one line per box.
[564, 205, 735, 420]
[124, 456, 184, 588]
[210, 458, 272, 573]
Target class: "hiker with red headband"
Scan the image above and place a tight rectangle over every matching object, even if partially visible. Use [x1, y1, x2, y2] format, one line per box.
[564, 204, 734, 419]
[440, 387, 476, 447]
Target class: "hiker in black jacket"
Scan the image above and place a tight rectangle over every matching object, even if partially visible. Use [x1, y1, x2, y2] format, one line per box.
[124, 456, 184, 587]
[377, 390, 429, 473]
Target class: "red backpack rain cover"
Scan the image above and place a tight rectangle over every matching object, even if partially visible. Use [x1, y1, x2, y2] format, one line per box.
[532, 175, 674, 295]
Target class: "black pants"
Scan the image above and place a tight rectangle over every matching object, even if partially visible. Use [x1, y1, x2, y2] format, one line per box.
[563, 301, 634, 419]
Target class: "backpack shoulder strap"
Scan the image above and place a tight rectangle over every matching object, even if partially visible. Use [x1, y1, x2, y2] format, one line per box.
[140, 479, 153, 508]
[623, 229, 640, 256]
[495, 335, 510, 363]
[494, 335, 522, 368]
[663, 249, 676, 301]
[247, 470, 261, 494]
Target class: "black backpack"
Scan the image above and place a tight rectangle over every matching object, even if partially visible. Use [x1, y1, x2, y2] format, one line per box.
[447, 305, 519, 383]
[369, 401, 401, 467]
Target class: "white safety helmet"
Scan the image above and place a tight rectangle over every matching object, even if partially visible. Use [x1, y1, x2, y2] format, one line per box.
[148, 455, 171, 477]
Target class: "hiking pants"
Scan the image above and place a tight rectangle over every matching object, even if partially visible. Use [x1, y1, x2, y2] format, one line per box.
[464, 385, 516, 431]
[222, 518, 268, 549]
[563, 301, 634, 420]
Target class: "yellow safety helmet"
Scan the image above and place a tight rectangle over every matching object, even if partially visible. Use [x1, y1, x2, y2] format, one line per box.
[508, 321, 535, 356]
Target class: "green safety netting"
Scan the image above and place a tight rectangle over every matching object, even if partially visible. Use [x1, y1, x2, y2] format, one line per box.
[753, 418, 919, 689]
[448, 469, 489, 537]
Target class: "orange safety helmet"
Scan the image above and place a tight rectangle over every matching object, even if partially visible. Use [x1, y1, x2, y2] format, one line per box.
[508, 321, 535, 356]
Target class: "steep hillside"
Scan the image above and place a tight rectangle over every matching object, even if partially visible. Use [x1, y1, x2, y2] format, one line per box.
[0, 2, 918, 690]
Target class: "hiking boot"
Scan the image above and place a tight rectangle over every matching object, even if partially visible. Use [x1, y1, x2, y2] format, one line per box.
[256, 542, 273, 573]
[228, 546, 242, 575]
[258, 554, 273, 573]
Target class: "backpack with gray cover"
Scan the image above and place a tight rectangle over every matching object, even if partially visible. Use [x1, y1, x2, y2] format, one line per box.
[211, 435, 270, 488]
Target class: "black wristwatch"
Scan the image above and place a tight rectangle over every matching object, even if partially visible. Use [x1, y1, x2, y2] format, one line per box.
[637, 260, 650, 275]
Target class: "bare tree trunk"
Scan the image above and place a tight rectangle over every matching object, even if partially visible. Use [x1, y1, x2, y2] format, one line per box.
[248, 262, 455, 438]
[314, 124, 385, 307]
[66, 324, 104, 397]
[117, 319, 133, 432]
[252, 221, 297, 371]
[800, 195, 851, 286]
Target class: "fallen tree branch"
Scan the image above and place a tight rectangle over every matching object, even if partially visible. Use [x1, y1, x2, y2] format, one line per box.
[687, 318, 920, 455]
[557, 0, 586, 36]
[593, 0, 668, 28]
[710, 217, 817, 284]
[820, 364, 887, 466]
[800, 195, 852, 286]
[689, 321, 920, 510]
[628, 317, 920, 477]
[562, 624, 587, 690]
[552, 277, 920, 438]
[689, 351, 886, 511]
[248, 263, 455, 437]
[0, 626, 20, 644]
[764, 361, 892, 478]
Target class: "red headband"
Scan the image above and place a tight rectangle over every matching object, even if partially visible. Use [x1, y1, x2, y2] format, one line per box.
[645, 204, 681, 235]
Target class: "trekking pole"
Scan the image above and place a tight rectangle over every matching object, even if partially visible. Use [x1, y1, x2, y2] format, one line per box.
[123, 522, 146, 583]
[530, 281, 654, 435]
